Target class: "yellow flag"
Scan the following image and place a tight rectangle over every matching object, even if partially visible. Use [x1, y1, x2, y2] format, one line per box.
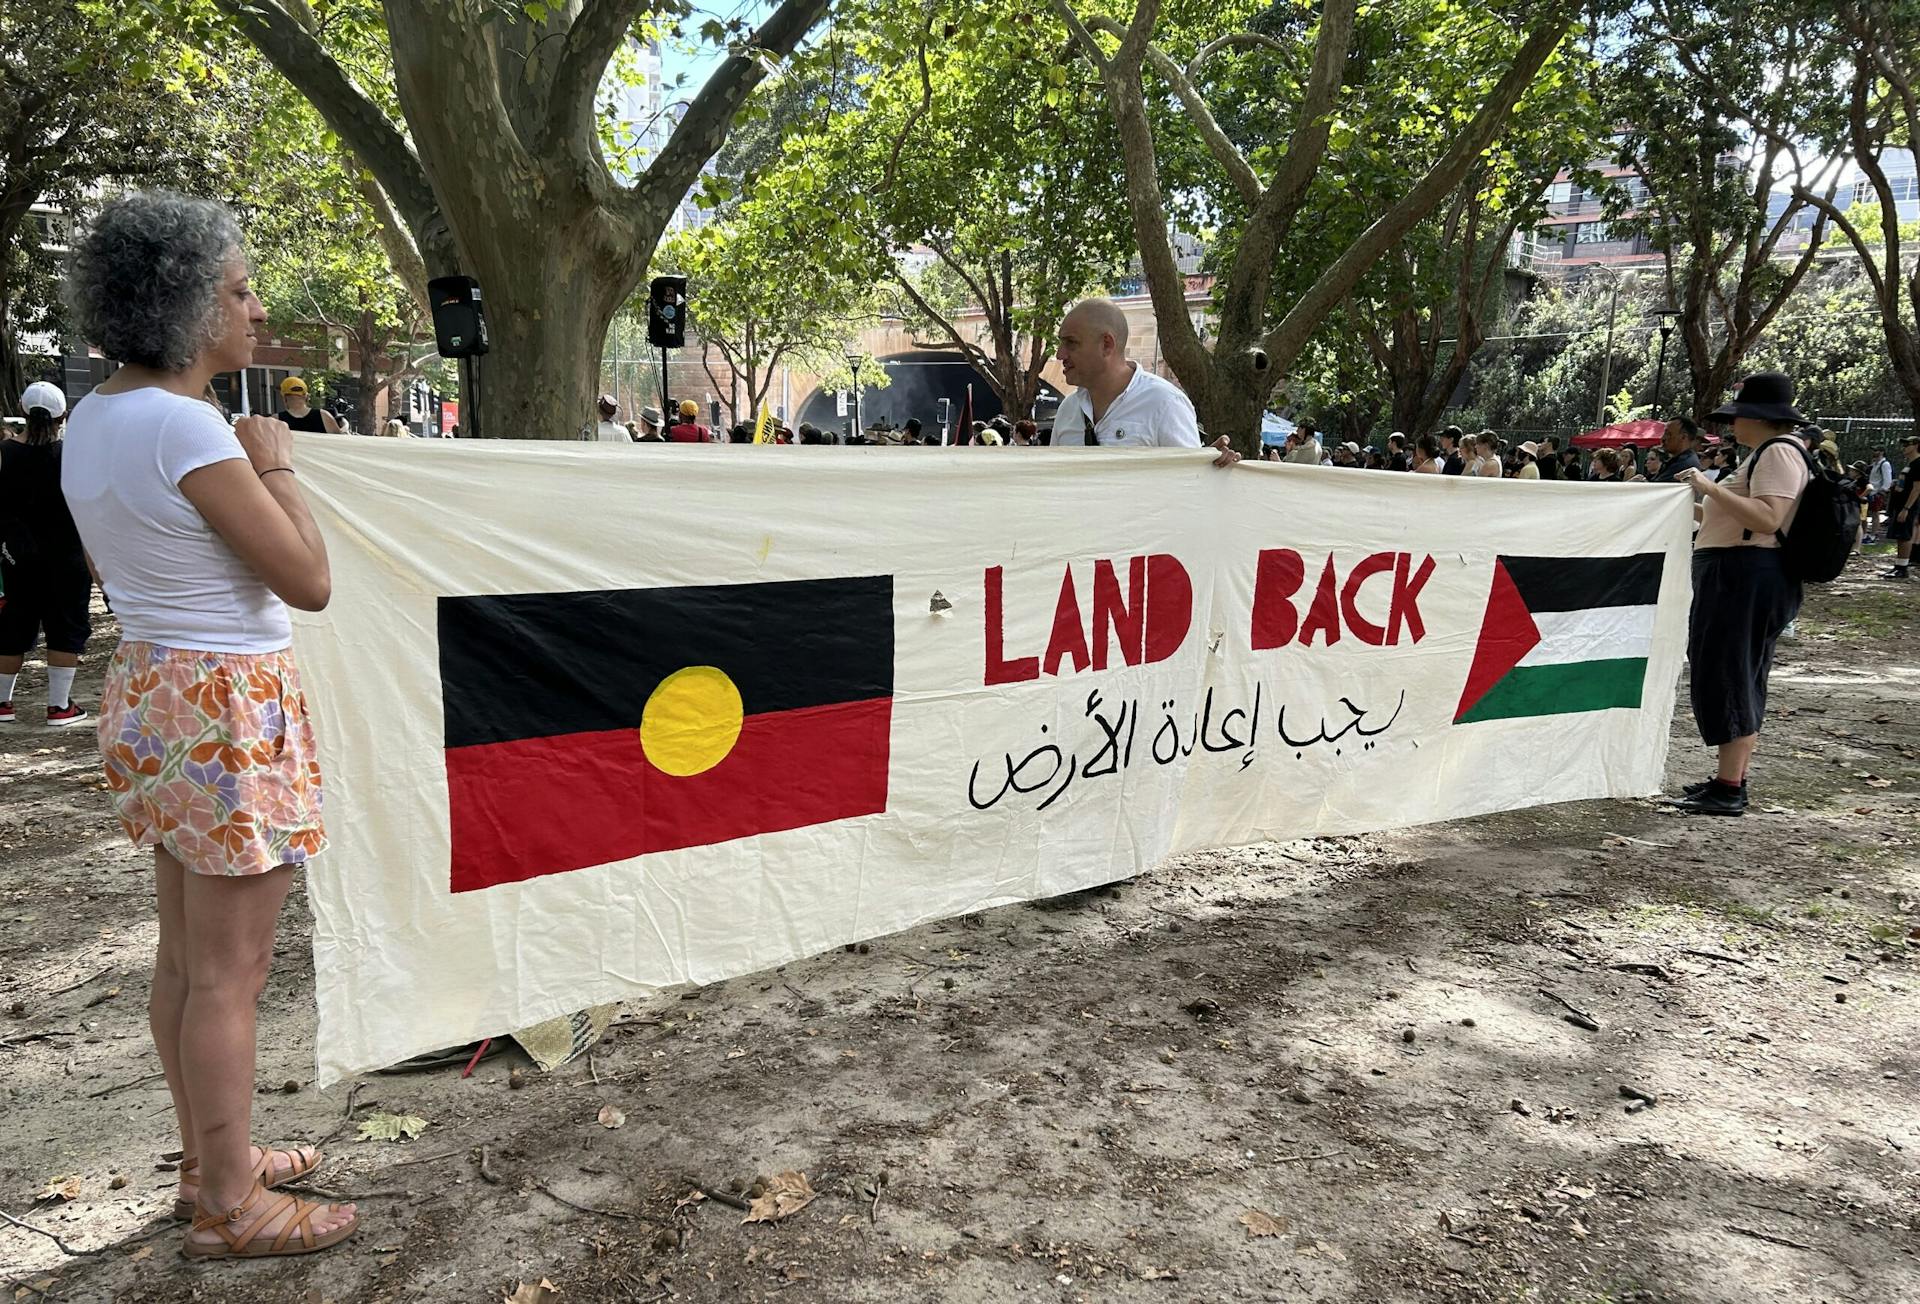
[752, 402, 771, 444]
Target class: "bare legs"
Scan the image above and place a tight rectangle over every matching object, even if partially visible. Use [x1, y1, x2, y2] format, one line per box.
[1716, 734, 1758, 785]
[0, 649, 79, 677]
[148, 849, 354, 1243]
[178, 860, 291, 1214]
[151, 850, 195, 1166]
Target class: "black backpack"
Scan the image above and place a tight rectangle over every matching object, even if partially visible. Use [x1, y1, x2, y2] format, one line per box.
[1743, 436, 1858, 583]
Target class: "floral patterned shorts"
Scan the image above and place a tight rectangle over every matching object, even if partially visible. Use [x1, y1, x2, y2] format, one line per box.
[97, 641, 327, 876]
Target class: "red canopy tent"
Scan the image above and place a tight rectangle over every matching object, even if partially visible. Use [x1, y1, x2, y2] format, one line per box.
[1570, 418, 1666, 449]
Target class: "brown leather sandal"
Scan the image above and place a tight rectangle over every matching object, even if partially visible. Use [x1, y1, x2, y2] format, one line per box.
[182, 1182, 358, 1260]
[172, 1144, 322, 1220]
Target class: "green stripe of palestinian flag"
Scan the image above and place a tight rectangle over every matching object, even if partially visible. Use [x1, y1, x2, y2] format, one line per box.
[1453, 555, 1664, 725]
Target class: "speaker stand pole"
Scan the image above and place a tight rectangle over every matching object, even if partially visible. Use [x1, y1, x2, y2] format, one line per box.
[461, 354, 481, 439]
[659, 345, 671, 432]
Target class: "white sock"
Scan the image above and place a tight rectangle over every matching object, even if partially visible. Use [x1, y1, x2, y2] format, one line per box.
[48, 667, 76, 710]
[0, 672, 15, 703]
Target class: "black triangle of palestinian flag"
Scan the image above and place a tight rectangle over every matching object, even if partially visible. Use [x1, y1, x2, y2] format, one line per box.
[439, 575, 894, 892]
[1454, 554, 1663, 724]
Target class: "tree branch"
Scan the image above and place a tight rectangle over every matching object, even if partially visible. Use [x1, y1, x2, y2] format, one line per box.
[1091, 17, 1259, 207]
[1844, 61, 1902, 298]
[927, 242, 998, 328]
[1112, 0, 1163, 70]
[879, 18, 936, 194]
[350, 166, 428, 312]
[216, 0, 449, 269]
[542, 0, 646, 160]
[1259, 19, 1570, 366]
[1048, 0, 1112, 73]
[629, 0, 830, 229]
[1187, 31, 1291, 79]
[1260, 0, 1358, 229]
[890, 268, 993, 376]
[1051, 0, 1209, 404]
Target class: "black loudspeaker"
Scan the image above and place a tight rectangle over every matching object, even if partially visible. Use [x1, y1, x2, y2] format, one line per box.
[648, 275, 687, 348]
[428, 275, 490, 358]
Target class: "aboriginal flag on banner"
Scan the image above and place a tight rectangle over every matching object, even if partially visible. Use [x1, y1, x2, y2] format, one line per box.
[439, 575, 894, 893]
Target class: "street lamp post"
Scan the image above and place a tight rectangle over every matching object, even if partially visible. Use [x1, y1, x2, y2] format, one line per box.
[1650, 310, 1680, 421]
[1594, 270, 1636, 427]
[845, 353, 862, 442]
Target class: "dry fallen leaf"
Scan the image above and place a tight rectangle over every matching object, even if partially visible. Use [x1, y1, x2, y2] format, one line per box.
[1296, 1239, 1348, 1261]
[742, 1171, 816, 1223]
[37, 1175, 82, 1203]
[356, 1112, 429, 1142]
[502, 1279, 560, 1304]
[596, 1105, 627, 1130]
[126, 1245, 153, 1262]
[1865, 778, 1893, 789]
[1139, 1265, 1179, 1280]
[1239, 1209, 1288, 1238]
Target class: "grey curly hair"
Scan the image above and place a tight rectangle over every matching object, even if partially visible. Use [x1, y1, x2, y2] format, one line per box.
[65, 191, 244, 372]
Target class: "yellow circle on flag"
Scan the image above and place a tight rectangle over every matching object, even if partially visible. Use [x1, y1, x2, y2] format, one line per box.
[638, 666, 744, 776]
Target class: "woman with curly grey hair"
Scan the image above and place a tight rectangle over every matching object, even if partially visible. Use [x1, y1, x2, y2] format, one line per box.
[59, 191, 358, 1259]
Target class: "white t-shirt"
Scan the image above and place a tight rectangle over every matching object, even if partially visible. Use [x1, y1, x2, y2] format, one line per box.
[1050, 366, 1200, 448]
[592, 420, 632, 443]
[61, 387, 292, 653]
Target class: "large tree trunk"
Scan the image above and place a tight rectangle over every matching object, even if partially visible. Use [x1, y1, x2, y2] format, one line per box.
[225, 0, 828, 439]
[0, 298, 28, 421]
[1195, 376, 1272, 449]
[355, 305, 379, 434]
[1892, 352, 1920, 441]
[0, 221, 35, 418]
[469, 248, 628, 438]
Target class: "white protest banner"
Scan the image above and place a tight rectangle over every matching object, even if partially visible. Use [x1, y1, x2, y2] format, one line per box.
[290, 439, 1693, 1083]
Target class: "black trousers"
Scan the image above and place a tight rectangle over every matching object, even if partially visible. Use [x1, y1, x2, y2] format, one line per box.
[0, 556, 93, 657]
[1687, 548, 1801, 747]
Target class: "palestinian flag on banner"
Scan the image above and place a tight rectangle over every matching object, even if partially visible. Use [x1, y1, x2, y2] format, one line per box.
[439, 575, 894, 893]
[1454, 554, 1664, 725]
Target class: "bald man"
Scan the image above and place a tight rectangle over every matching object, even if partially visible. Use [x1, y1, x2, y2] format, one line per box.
[1051, 299, 1228, 459]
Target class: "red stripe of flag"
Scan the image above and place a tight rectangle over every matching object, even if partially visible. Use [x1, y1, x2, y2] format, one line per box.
[447, 697, 892, 893]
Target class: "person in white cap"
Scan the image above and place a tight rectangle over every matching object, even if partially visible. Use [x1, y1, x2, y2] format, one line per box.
[586, 394, 632, 442]
[1513, 441, 1542, 479]
[0, 381, 93, 725]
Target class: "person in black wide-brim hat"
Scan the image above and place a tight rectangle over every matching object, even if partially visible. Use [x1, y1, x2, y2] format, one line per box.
[1669, 371, 1813, 816]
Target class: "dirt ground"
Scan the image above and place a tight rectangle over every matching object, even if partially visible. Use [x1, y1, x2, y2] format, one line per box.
[2, 555, 1917, 1304]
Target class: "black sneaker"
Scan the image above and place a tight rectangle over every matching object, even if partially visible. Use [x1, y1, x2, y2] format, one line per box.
[46, 702, 88, 728]
[1669, 777, 1746, 803]
[1882, 565, 1911, 581]
[1677, 781, 1748, 817]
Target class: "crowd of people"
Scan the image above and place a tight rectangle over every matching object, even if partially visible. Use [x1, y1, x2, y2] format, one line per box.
[0, 190, 1909, 1265]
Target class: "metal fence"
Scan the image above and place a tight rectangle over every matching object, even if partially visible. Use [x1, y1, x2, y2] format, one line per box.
[1822, 417, 1915, 465]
